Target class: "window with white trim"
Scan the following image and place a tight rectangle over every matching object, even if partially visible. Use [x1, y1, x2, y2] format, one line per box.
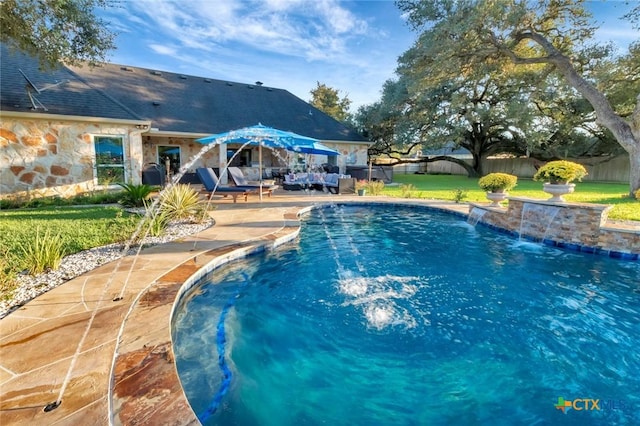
[94, 136, 125, 185]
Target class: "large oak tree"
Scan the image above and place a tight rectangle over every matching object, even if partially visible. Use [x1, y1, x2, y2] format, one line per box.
[0, 0, 116, 68]
[396, 0, 640, 195]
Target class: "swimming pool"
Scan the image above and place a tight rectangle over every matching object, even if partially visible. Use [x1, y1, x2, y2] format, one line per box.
[172, 204, 640, 425]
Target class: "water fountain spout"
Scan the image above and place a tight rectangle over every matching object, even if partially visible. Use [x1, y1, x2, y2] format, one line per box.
[519, 202, 561, 243]
[467, 207, 487, 226]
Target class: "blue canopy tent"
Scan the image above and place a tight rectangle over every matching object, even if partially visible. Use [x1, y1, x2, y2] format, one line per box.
[196, 124, 339, 154]
[196, 124, 339, 199]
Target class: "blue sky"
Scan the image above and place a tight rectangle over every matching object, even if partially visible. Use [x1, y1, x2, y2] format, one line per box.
[99, 1, 637, 110]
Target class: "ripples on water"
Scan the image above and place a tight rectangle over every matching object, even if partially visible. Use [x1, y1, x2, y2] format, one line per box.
[173, 205, 640, 426]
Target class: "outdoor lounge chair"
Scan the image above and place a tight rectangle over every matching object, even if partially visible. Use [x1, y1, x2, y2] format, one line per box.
[227, 167, 278, 197]
[196, 167, 250, 203]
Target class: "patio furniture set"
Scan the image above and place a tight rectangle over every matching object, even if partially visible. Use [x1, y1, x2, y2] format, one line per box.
[283, 172, 356, 194]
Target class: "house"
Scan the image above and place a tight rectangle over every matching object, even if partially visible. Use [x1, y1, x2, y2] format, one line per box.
[0, 43, 370, 199]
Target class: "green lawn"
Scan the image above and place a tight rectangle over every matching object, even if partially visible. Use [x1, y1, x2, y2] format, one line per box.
[0, 206, 139, 295]
[384, 174, 639, 221]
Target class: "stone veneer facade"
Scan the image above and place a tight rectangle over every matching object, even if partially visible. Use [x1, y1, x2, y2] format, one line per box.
[1, 114, 146, 200]
[1, 114, 371, 201]
[469, 197, 640, 259]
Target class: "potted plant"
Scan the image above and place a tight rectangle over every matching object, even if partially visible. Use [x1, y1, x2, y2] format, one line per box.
[533, 160, 588, 202]
[356, 180, 367, 196]
[478, 173, 517, 206]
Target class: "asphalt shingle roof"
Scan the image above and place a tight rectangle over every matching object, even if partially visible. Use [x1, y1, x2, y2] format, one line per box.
[1, 43, 367, 142]
[0, 44, 140, 120]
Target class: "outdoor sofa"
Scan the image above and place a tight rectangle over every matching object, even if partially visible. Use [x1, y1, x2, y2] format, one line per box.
[283, 172, 355, 194]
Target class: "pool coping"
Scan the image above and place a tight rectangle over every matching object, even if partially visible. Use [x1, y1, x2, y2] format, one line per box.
[0, 196, 636, 425]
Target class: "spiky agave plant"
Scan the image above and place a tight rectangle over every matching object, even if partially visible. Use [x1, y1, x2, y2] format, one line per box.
[158, 184, 208, 222]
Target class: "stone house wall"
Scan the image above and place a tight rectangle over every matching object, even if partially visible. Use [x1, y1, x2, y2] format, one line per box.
[0, 118, 369, 200]
[1, 115, 144, 200]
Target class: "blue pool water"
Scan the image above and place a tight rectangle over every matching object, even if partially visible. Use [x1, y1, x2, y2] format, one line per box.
[172, 205, 640, 425]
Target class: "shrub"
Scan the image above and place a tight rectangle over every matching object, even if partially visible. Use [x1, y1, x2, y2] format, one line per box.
[453, 188, 467, 203]
[400, 184, 416, 198]
[118, 183, 154, 207]
[355, 180, 368, 191]
[635, 189, 640, 200]
[478, 173, 518, 192]
[533, 160, 587, 184]
[19, 227, 66, 275]
[365, 180, 385, 195]
[0, 191, 124, 209]
[159, 184, 207, 222]
[71, 191, 123, 205]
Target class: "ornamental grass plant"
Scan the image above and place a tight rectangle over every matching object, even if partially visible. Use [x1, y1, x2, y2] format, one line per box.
[365, 180, 385, 195]
[18, 227, 66, 275]
[400, 183, 417, 198]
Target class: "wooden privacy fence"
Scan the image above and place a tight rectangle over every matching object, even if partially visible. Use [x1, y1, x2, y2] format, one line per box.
[394, 155, 630, 182]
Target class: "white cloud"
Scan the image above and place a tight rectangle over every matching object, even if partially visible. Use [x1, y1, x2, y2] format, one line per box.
[148, 44, 178, 56]
[101, 0, 413, 108]
[119, 0, 370, 62]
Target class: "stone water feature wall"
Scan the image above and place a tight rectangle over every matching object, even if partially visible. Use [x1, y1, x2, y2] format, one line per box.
[1, 116, 144, 200]
[469, 197, 639, 259]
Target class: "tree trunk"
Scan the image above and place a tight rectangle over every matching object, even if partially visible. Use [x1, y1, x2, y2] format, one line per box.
[556, 62, 640, 195]
[629, 144, 640, 198]
[471, 151, 483, 177]
[519, 33, 640, 195]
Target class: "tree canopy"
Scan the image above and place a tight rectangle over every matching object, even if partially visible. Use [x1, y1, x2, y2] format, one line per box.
[0, 0, 116, 68]
[309, 82, 353, 123]
[388, 0, 640, 194]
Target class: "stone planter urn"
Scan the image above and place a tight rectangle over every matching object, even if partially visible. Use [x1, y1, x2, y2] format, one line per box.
[543, 183, 575, 202]
[357, 189, 366, 196]
[478, 173, 517, 207]
[486, 191, 508, 207]
[533, 161, 587, 202]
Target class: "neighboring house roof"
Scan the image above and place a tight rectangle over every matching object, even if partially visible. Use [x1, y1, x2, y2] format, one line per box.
[1, 43, 367, 142]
